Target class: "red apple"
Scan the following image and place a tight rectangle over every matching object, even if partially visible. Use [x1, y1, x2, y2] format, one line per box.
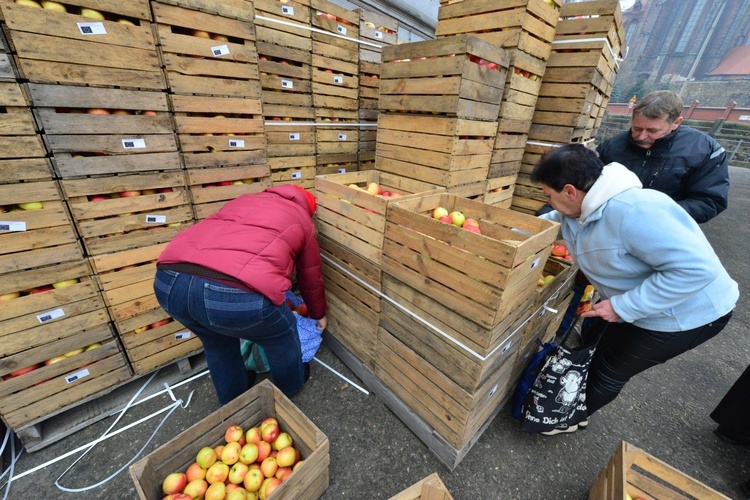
[27, 285, 54, 294]
[196, 446, 218, 469]
[225, 424, 244, 443]
[438, 215, 452, 224]
[551, 244, 568, 257]
[205, 461, 229, 484]
[118, 190, 141, 197]
[256, 441, 271, 462]
[260, 457, 278, 478]
[88, 194, 110, 202]
[183, 479, 208, 499]
[149, 318, 172, 329]
[162, 473, 187, 495]
[295, 303, 308, 317]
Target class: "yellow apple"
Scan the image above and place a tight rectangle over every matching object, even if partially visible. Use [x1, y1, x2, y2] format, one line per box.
[18, 201, 43, 210]
[41, 1, 66, 12]
[52, 278, 79, 288]
[0, 292, 21, 301]
[15, 0, 43, 7]
[63, 348, 85, 357]
[85, 342, 102, 351]
[80, 8, 104, 20]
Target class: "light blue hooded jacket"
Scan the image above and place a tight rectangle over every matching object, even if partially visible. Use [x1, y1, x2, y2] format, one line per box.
[540, 162, 738, 332]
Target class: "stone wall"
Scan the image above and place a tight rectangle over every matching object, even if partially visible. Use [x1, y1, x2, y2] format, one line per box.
[676, 80, 750, 108]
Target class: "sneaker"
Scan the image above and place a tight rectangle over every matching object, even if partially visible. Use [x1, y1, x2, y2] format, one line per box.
[578, 420, 589, 429]
[715, 426, 750, 446]
[541, 424, 578, 436]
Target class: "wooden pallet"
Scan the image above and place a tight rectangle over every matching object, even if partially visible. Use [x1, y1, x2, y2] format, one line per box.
[325, 331, 511, 471]
[15, 352, 207, 453]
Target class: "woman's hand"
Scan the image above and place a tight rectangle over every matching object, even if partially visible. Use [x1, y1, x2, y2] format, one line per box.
[316, 315, 328, 331]
[580, 299, 621, 323]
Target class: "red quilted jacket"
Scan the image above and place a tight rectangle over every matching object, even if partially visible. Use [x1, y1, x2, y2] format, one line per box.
[157, 185, 326, 319]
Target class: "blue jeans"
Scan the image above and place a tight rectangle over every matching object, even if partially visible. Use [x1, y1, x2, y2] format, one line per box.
[586, 311, 733, 415]
[153, 270, 304, 405]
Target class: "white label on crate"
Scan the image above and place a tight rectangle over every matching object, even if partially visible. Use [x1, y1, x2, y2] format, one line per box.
[146, 214, 167, 224]
[229, 139, 245, 148]
[211, 44, 230, 57]
[122, 138, 146, 149]
[291, 171, 302, 179]
[374, 30, 383, 39]
[0, 221, 26, 232]
[489, 383, 498, 397]
[66, 369, 91, 384]
[338, 133, 347, 140]
[502, 341, 512, 355]
[333, 75, 344, 84]
[37, 308, 65, 324]
[338, 168, 346, 174]
[175, 331, 192, 340]
[289, 133, 300, 141]
[77, 22, 107, 35]
[529, 257, 541, 271]
[281, 5, 294, 15]
[281, 79, 294, 89]
[596, 95, 603, 105]
[336, 24, 347, 35]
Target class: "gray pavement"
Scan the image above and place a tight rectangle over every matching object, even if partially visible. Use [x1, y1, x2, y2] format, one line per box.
[3, 167, 749, 500]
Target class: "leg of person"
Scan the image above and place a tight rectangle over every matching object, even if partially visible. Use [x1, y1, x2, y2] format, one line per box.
[154, 270, 250, 405]
[250, 302, 305, 397]
[586, 311, 733, 416]
[711, 363, 750, 445]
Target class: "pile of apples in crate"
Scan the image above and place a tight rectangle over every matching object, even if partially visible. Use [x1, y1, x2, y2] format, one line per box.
[431, 206, 481, 234]
[161, 418, 303, 500]
[348, 181, 401, 198]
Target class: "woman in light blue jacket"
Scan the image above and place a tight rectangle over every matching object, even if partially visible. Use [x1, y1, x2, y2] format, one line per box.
[532, 144, 738, 434]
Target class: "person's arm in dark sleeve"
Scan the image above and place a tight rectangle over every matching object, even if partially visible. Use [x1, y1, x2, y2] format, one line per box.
[678, 140, 729, 223]
[295, 231, 327, 321]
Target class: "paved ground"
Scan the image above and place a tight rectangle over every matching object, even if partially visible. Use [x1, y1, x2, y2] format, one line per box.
[3, 167, 749, 500]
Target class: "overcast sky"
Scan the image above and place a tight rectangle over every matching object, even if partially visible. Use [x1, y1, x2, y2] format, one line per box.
[620, 0, 635, 11]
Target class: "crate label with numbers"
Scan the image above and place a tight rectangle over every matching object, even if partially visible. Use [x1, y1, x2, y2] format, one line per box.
[211, 45, 230, 57]
[175, 331, 192, 340]
[338, 133, 347, 141]
[289, 133, 300, 141]
[229, 139, 245, 148]
[37, 308, 65, 324]
[281, 80, 294, 89]
[0, 221, 26, 232]
[291, 171, 302, 179]
[281, 5, 294, 15]
[333, 75, 344, 84]
[122, 138, 146, 149]
[338, 168, 346, 173]
[66, 369, 91, 384]
[77, 22, 107, 35]
[337, 25, 347, 35]
[374, 31, 383, 40]
[146, 214, 167, 224]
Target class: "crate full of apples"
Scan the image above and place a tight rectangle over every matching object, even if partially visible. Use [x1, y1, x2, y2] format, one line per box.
[315, 170, 444, 266]
[384, 192, 559, 329]
[130, 380, 329, 500]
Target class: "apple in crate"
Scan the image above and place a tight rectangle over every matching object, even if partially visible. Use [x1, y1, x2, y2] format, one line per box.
[162, 472, 187, 495]
[183, 479, 207, 499]
[16, 0, 43, 7]
[244, 467, 264, 493]
[432, 206, 449, 219]
[196, 446, 218, 469]
[206, 461, 229, 484]
[41, 1, 66, 12]
[449, 211, 465, 227]
[0, 292, 21, 301]
[366, 182, 382, 195]
[80, 8, 104, 19]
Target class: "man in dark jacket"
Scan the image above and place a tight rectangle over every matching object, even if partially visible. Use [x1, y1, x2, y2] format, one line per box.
[154, 185, 327, 405]
[597, 90, 729, 223]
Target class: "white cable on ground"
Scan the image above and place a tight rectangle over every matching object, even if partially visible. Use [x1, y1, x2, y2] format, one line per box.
[312, 357, 369, 395]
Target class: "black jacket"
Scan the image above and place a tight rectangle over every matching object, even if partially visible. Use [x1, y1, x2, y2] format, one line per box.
[597, 126, 729, 223]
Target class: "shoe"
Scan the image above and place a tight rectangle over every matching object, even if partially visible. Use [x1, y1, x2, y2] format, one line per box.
[741, 479, 750, 498]
[715, 426, 750, 446]
[578, 420, 589, 429]
[303, 362, 310, 383]
[541, 424, 578, 436]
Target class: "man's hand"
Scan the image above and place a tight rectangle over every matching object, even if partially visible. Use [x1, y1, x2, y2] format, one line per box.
[316, 315, 328, 331]
[579, 299, 621, 323]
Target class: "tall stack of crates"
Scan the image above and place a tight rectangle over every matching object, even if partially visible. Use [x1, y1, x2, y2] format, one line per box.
[254, 0, 318, 189]
[376, 35, 508, 199]
[379, 193, 558, 464]
[0, 1, 137, 429]
[435, 0, 563, 202]
[311, 0, 360, 177]
[152, 0, 271, 221]
[314, 171, 443, 369]
[515, 0, 625, 215]
[356, 9, 398, 171]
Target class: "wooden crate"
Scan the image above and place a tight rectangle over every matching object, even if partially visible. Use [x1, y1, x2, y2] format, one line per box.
[316, 124, 358, 156]
[311, 53, 359, 111]
[185, 164, 272, 220]
[557, 0, 625, 65]
[265, 119, 316, 158]
[358, 149, 376, 171]
[0, 28, 14, 80]
[316, 152, 358, 174]
[521, 259, 575, 343]
[26, 83, 180, 178]
[0, 158, 53, 184]
[589, 441, 731, 500]
[254, 0, 312, 52]
[357, 8, 398, 64]
[153, 0, 256, 19]
[375, 113, 498, 189]
[0, 180, 82, 275]
[380, 35, 509, 121]
[389, 473, 453, 500]
[358, 123, 377, 153]
[60, 171, 193, 256]
[170, 94, 267, 169]
[130, 379, 330, 500]
[436, 0, 562, 60]
[0, 81, 47, 161]
[315, 170, 443, 266]
[269, 155, 316, 189]
[319, 234, 381, 370]
[87, 242, 203, 375]
[483, 173, 517, 207]
[151, 1, 259, 97]
[0, 0, 164, 90]
[310, 0, 359, 52]
[258, 41, 313, 109]
[384, 193, 558, 329]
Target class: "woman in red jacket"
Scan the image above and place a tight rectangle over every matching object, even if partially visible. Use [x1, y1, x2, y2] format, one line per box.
[154, 185, 327, 404]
